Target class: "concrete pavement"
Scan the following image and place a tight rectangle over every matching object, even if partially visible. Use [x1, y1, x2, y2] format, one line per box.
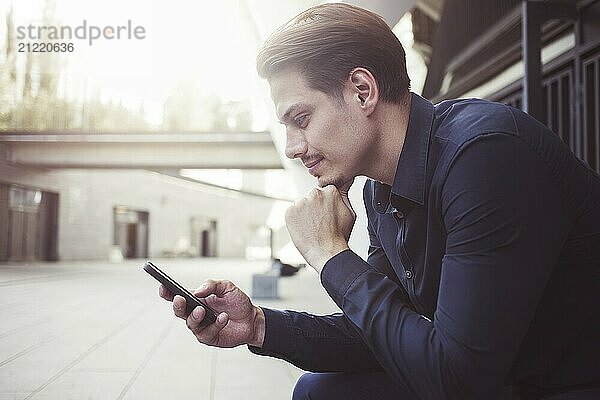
[0, 258, 340, 400]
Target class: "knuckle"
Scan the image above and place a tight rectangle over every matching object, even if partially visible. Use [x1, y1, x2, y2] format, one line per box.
[204, 295, 215, 306]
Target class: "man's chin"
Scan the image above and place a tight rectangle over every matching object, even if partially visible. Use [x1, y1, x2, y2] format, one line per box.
[316, 175, 333, 188]
[317, 175, 352, 190]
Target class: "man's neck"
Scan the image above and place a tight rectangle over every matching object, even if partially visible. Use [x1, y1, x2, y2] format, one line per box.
[364, 94, 411, 186]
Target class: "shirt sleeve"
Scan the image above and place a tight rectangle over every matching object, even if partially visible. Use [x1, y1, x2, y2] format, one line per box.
[320, 133, 571, 399]
[247, 307, 382, 372]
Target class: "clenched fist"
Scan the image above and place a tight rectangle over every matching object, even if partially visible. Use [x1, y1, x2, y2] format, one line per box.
[285, 185, 356, 272]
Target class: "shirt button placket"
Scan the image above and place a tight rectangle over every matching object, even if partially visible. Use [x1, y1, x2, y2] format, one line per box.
[394, 211, 410, 278]
[394, 210, 418, 313]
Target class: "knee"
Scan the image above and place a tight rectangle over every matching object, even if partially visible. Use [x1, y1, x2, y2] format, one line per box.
[292, 373, 334, 400]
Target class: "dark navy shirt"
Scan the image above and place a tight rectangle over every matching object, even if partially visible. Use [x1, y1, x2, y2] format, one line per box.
[250, 93, 600, 399]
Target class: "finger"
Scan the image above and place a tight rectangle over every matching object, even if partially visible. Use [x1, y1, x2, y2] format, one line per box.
[203, 293, 229, 310]
[186, 306, 206, 332]
[337, 181, 356, 217]
[193, 280, 234, 298]
[308, 187, 320, 198]
[158, 285, 174, 301]
[340, 191, 355, 217]
[192, 312, 229, 343]
[322, 184, 354, 215]
[319, 185, 335, 197]
[192, 279, 217, 298]
[203, 294, 217, 307]
[172, 295, 188, 319]
[338, 178, 353, 195]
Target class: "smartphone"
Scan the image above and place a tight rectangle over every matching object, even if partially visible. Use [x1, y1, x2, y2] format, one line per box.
[143, 261, 217, 327]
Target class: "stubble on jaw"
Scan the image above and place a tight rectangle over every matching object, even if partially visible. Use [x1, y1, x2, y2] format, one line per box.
[317, 174, 354, 193]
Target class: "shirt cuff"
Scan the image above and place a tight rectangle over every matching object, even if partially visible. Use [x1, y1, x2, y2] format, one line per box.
[247, 307, 294, 358]
[320, 249, 371, 309]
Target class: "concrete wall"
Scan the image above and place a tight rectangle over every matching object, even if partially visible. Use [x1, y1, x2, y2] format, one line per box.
[0, 164, 281, 260]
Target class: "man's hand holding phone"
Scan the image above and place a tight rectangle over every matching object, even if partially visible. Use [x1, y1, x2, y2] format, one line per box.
[158, 279, 265, 349]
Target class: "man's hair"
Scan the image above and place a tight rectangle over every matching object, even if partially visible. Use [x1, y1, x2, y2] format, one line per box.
[256, 3, 410, 104]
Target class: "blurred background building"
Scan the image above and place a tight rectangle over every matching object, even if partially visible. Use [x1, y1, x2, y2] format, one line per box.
[0, 0, 598, 263]
[421, 0, 599, 173]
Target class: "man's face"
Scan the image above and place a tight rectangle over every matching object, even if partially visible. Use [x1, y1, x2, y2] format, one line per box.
[269, 70, 373, 189]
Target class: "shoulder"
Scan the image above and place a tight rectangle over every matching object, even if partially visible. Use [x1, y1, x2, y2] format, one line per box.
[432, 98, 518, 147]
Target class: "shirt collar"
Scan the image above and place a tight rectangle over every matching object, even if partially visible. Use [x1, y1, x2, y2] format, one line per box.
[372, 92, 435, 214]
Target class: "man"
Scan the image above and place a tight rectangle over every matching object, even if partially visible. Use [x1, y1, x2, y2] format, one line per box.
[159, 4, 600, 399]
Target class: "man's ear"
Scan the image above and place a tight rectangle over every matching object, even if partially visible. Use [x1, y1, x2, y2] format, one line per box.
[348, 68, 379, 116]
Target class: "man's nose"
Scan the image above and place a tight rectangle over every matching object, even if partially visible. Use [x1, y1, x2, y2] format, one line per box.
[284, 130, 308, 159]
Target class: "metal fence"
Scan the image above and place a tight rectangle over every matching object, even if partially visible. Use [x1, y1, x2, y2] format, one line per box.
[495, 47, 600, 174]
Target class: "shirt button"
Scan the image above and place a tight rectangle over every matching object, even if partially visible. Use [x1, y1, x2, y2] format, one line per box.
[395, 211, 404, 219]
[405, 270, 413, 279]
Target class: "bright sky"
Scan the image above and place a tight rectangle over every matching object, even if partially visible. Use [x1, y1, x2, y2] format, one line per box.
[0, 0, 286, 128]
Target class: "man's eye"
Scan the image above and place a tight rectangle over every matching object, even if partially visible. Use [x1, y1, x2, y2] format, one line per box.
[295, 115, 309, 128]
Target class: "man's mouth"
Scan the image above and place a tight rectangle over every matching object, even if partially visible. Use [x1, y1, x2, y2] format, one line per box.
[303, 158, 324, 176]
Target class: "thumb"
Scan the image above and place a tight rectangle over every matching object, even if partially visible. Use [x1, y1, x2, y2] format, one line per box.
[338, 180, 356, 218]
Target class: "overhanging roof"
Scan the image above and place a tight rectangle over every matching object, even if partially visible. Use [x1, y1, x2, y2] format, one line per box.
[422, 0, 521, 100]
[0, 131, 283, 169]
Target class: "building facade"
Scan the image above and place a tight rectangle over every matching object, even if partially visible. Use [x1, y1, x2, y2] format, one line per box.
[0, 166, 282, 262]
[420, 0, 600, 173]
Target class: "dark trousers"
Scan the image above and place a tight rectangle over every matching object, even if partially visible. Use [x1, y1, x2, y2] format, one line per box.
[292, 372, 600, 400]
[292, 372, 403, 400]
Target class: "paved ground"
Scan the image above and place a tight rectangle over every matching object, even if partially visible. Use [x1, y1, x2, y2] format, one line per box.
[0, 258, 340, 400]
